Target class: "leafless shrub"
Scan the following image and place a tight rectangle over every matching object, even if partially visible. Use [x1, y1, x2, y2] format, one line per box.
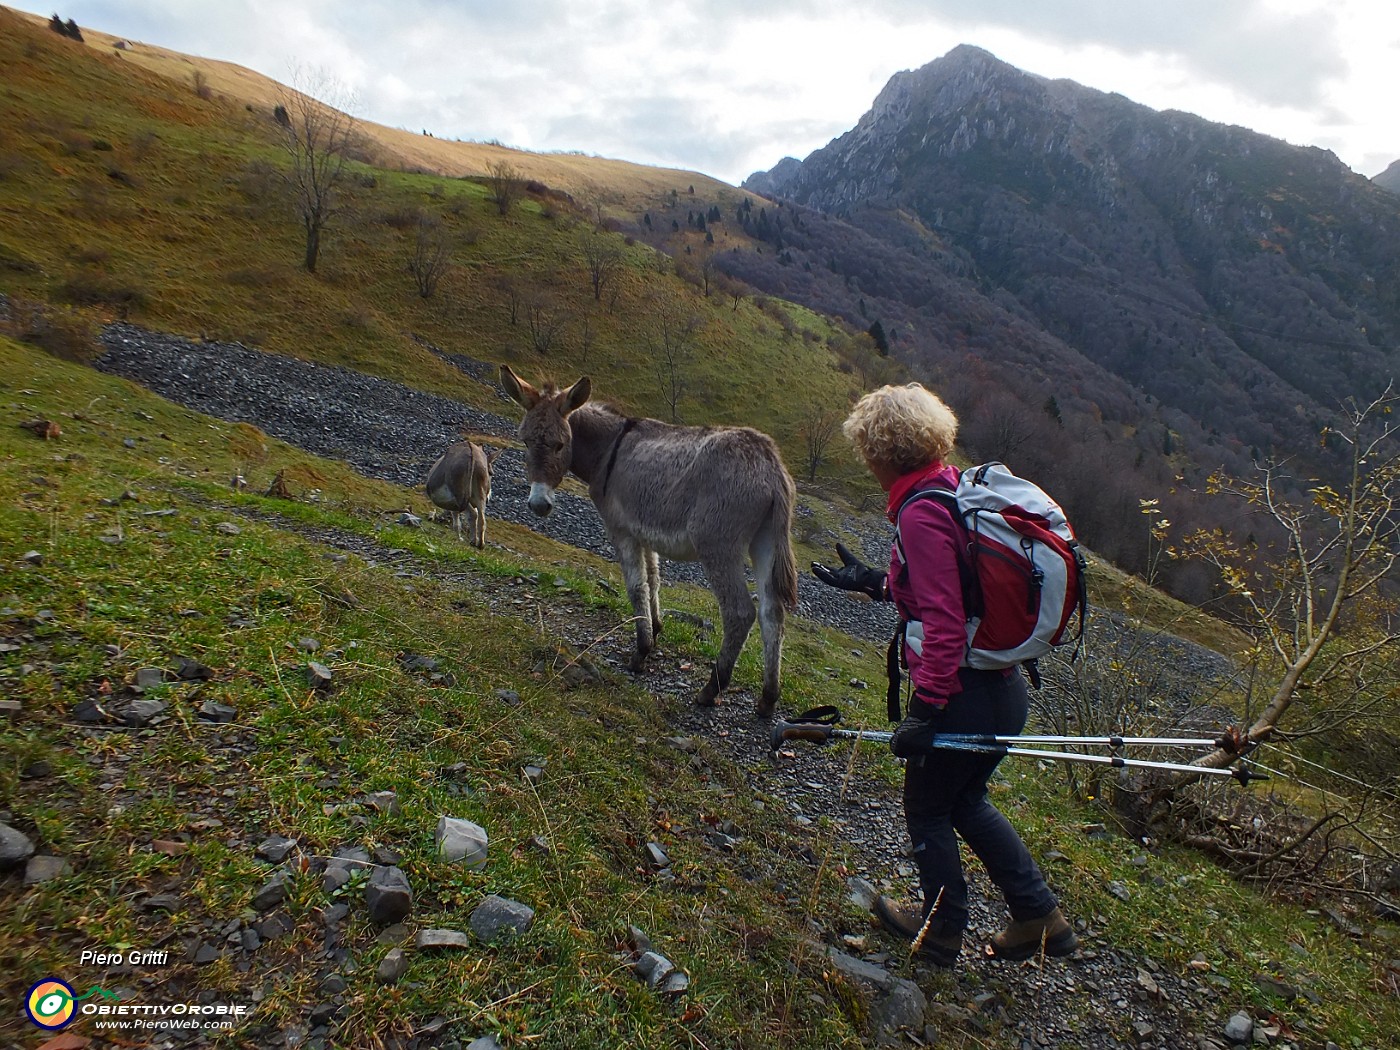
[408, 217, 451, 299]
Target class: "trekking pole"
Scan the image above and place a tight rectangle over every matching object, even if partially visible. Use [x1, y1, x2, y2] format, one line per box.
[922, 731, 1249, 752]
[770, 715, 1269, 787]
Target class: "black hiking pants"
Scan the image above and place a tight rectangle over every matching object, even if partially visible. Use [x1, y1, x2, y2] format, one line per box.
[902, 666, 1059, 931]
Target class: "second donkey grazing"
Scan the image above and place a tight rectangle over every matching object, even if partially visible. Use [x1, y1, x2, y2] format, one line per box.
[500, 366, 798, 717]
[425, 439, 499, 547]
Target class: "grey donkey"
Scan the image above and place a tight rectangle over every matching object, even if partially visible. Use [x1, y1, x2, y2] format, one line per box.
[500, 365, 798, 717]
[425, 439, 499, 547]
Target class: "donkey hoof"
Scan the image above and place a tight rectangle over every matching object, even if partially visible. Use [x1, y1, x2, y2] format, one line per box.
[696, 668, 724, 707]
[754, 700, 777, 721]
[627, 652, 649, 673]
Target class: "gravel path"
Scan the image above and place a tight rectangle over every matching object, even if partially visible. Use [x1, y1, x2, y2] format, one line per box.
[94, 323, 1265, 1050]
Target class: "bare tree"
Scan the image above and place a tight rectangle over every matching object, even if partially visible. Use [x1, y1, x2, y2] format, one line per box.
[798, 402, 842, 482]
[408, 216, 451, 299]
[578, 229, 624, 304]
[274, 67, 359, 273]
[650, 300, 702, 423]
[486, 160, 521, 217]
[1180, 386, 1400, 775]
[525, 293, 569, 355]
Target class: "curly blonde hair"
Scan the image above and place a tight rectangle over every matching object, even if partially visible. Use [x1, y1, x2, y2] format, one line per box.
[843, 383, 959, 476]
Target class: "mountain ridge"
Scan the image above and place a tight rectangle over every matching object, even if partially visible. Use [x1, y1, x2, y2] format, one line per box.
[726, 45, 1400, 592]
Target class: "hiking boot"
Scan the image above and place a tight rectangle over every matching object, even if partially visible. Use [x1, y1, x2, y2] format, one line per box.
[873, 895, 962, 967]
[986, 907, 1078, 961]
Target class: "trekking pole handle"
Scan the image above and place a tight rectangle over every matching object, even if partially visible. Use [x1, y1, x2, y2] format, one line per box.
[770, 720, 837, 749]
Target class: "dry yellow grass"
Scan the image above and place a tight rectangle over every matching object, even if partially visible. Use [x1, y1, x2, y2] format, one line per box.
[12, 6, 746, 211]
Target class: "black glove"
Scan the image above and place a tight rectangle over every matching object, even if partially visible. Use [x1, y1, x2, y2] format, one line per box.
[889, 696, 946, 758]
[811, 543, 887, 600]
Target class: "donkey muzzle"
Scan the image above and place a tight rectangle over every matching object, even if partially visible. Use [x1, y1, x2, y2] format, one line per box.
[527, 483, 555, 517]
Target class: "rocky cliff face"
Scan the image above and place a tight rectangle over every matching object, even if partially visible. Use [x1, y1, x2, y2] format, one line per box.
[1375, 159, 1400, 194]
[741, 44, 1400, 492]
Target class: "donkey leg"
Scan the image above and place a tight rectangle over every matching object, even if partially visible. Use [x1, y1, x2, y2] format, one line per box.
[645, 549, 664, 639]
[472, 503, 486, 549]
[615, 536, 655, 672]
[750, 529, 786, 719]
[696, 555, 756, 707]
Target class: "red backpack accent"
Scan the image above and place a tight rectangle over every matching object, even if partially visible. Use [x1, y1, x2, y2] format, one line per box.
[892, 462, 1087, 706]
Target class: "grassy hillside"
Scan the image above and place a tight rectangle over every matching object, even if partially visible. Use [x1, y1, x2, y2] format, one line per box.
[5, 11, 1399, 1047]
[4, 333, 1397, 1048]
[0, 6, 866, 482]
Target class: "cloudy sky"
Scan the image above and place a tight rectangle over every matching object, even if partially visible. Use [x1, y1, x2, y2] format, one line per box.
[18, 0, 1399, 186]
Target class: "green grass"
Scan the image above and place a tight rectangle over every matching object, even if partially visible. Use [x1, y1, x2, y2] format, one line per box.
[3, 12, 1398, 1046]
[0, 6, 870, 500]
[4, 333, 1399, 1048]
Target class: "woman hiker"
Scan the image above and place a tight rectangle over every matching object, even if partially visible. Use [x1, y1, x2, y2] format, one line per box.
[811, 382, 1077, 967]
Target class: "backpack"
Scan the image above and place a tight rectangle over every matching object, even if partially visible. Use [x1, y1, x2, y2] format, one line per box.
[888, 462, 1087, 715]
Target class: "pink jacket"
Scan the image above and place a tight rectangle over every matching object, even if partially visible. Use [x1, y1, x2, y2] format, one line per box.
[885, 462, 966, 703]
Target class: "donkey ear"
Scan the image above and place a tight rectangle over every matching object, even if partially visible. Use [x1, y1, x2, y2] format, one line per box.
[484, 445, 501, 466]
[500, 365, 539, 408]
[562, 376, 592, 414]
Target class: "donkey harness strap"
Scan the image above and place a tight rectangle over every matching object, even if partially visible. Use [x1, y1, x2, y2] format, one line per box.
[598, 417, 638, 498]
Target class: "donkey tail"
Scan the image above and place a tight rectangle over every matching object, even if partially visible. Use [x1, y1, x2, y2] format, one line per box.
[770, 475, 799, 611]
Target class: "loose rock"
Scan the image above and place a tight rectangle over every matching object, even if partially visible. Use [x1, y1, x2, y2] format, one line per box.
[365, 866, 414, 925]
[437, 815, 489, 869]
[470, 895, 535, 944]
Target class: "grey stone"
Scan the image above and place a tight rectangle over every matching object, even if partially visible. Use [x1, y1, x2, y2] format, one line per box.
[437, 816, 489, 869]
[635, 951, 675, 987]
[135, 667, 165, 689]
[322, 865, 351, 892]
[365, 866, 413, 925]
[24, 854, 71, 884]
[658, 972, 690, 995]
[1255, 974, 1297, 1001]
[124, 698, 167, 726]
[257, 913, 293, 939]
[256, 834, 298, 863]
[645, 842, 670, 869]
[333, 846, 374, 868]
[825, 946, 897, 992]
[72, 698, 112, 723]
[252, 870, 294, 911]
[214, 521, 242, 535]
[240, 928, 261, 952]
[198, 700, 237, 723]
[416, 928, 472, 950]
[376, 947, 409, 984]
[466, 1037, 503, 1050]
[193, 943, 221, 965]
[0, 822, 36, 869]
[470, 894, 534, 944]
[176, 657, 214, 681]
[1224, 1012, 1254, 1045]
[320, 974, 347, 995]
[307, 662, 334, 690]
[397, 512, 422, 528]
[870, 977, 927, 1035]
[845, 876, 879, 912]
